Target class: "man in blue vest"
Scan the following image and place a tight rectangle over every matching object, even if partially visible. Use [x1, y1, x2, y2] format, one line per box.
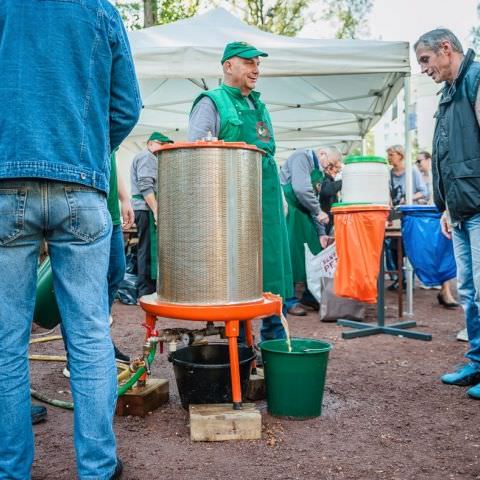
[415, 29, 480, 399]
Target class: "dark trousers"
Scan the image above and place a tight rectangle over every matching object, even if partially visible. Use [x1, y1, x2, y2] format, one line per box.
[135, 210, 156, 298]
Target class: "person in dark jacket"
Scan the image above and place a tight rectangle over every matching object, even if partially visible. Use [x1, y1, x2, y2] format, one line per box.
[318, 159, 343, 235]
[415, 28, 480, 399]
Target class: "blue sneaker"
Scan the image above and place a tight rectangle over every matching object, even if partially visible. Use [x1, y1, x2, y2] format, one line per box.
[467, 383, 480, 399]
[441, 363, 480, 386]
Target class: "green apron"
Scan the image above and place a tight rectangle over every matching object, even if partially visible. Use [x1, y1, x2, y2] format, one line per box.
[149, 211, 157, 279]
[283, 158, 324, 283]
[132, 195, 157, 280]
[194, 85, 293, 300]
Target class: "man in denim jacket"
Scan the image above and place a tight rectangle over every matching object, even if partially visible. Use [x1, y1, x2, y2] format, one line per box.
[0, 2, 141, 479]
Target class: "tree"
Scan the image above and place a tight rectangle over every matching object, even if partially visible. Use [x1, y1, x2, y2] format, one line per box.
[116, 0, 311, 36]
[214, 0, 311, 37]
[471, 2, 480, 50]
[245, 0, 311, 37]
[116, 1, 143, 30]
[321, 0, 372, 39]
[116, 0, 201, 30]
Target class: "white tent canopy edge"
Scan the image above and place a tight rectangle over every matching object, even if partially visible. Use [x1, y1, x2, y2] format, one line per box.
[119, 7, 411, 163]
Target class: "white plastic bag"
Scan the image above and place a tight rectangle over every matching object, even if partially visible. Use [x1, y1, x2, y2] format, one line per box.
[304, 243, 337, 303]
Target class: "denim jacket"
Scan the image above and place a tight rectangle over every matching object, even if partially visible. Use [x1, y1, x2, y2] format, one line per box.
[0, 0, 142, 193]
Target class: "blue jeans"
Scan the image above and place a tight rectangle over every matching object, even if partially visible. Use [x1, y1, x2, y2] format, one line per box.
[108, 224, 126, 309]
[239, 306, 287, 343]
[0, 180, 117, 480]
[260, 307, 288, 341]
[285, 297, 298, 309]
[452, 213, 480, 365]
[285, 288, 318, 309]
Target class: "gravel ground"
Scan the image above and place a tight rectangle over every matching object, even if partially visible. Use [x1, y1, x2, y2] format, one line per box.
[29, 286, 480, 480]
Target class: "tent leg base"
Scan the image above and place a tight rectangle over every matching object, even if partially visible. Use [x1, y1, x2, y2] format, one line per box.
[337, 319, 432, 341]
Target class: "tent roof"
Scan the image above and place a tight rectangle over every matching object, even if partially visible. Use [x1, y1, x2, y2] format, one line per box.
[124, 7, 410, 159]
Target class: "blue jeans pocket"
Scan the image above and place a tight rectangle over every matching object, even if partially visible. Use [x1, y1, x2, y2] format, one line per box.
[64, 186, 109, 242]
[0, 187, 27, 245]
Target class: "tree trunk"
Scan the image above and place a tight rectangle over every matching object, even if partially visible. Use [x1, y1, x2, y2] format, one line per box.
[143, 0, 157, 27]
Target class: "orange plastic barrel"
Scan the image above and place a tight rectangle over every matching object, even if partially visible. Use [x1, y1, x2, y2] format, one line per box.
[331, 203, 390, 304]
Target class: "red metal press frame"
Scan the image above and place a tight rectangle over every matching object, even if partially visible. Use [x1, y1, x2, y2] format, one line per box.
[139, 293, 282, 410]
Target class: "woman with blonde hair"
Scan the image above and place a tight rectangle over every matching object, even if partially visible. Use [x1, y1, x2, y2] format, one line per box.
[387, 144, 427, 205]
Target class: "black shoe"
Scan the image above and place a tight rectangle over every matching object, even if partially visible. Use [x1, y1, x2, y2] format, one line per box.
[437, 293, 460, 309]
[255, 351, 263, 367]
[387, 280, 398, 291]
[253, 345, 263, 367]
[287, 304, 307, 316]
[31, 405, 47, 425]
[300, 298, 320, 311]
[114, 345, 130, 364]
[110, 458, 123, 480]
[387, 279, 406, 290]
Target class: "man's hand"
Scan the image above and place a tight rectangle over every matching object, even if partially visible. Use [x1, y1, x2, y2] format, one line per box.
[120, 199, 135, 230]
[319, 235, 334, 249]
[316, 211, 329, 224]
[440, 212, 452, 240]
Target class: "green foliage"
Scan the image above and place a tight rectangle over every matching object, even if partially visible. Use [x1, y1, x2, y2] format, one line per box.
[349, 146, 362, 155]
[157, 0, 201, 24]
[116, 1, 143, 30]
[471, 3, 480, 51]
[472, 26, 480, 51]
[364, 130, 375, 156]
[116, 0, 201, 29]
[115, 0, 311, 36]
[245, 0, 311, 36]
[322, 0, 372, 39]
[213, 0, 311, 36]
[116, 0, 310, 35]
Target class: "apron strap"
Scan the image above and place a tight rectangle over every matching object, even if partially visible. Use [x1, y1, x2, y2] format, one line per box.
[311, 150, 320, 171]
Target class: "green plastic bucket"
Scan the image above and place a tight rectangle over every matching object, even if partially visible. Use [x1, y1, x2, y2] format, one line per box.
[344, 155, 387, 164]
[260, 338, 332, 418]
[33, 257, 62, 329]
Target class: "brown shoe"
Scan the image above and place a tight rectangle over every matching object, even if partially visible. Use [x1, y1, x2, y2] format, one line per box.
[287, 304, 307, 316]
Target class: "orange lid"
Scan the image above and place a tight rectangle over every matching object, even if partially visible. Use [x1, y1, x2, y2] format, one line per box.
[331, 204, 390, 213]
[152, 140, 265, 155]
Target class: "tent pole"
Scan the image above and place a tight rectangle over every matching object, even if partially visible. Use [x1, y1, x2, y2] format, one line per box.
[404, 74, 414, 316]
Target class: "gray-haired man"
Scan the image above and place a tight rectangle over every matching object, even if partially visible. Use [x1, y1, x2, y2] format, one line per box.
[280, 146, 341, 315]
[415, 28, 480, 399]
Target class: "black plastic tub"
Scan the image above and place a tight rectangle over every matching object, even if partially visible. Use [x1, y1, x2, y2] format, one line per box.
[169, 343, 256, 408]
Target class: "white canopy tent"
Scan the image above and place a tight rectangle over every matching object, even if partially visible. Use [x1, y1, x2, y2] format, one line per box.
[119, 7, 410, 162]
[119, 8, 416, 315]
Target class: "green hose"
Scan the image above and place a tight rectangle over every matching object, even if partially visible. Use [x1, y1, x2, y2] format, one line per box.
[31, 388, 74, 410]
[117, 343, 157, 396]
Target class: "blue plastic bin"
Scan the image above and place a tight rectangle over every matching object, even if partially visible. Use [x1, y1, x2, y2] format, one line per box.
[399, 205, 456, 286]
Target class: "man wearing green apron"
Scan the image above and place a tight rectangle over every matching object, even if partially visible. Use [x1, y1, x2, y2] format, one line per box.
[130, 132, 173, 298]
[280, 147, 342, 314]
[188, 41, 293, 341]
